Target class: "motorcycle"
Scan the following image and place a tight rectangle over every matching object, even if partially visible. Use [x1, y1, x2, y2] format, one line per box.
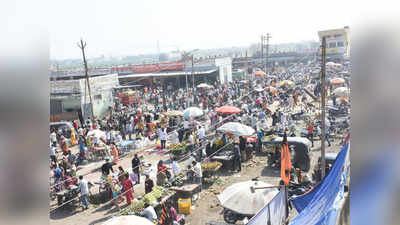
[222, 208, 252, 224]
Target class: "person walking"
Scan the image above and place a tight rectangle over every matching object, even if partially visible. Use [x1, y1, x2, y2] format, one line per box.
[233, 143, 242, 172]
[307, 121, 315, 147]
[192, 161, 203, 193]
[131, 154, 141, 184]
[78, 175, 90, 210]
[122, 173, 134, 205]
[159, 127, 167, 150]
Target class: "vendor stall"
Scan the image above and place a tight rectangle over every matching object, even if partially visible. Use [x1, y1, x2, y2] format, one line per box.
[169, 183, 201, 202]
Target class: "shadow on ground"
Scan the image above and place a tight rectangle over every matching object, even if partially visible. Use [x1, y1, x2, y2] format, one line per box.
[260, 166, 281, 177]
[89, 216, 112, 225]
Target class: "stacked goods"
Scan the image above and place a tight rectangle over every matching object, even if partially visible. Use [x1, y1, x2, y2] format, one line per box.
[143, 186, 165, 205]
[171, 173, 185, 187]
[119, 187, 176, 216]
[167, 143, 189, 152]
[122, 95, 135, 106]
[201, 161, 222, 171]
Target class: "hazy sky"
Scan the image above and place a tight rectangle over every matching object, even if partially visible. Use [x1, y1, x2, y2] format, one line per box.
[49, 0, 355, 60]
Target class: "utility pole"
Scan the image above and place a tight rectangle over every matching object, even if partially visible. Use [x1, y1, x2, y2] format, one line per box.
[321, 37, 327, 178]
[77, 39, 95, 121]
[245, 50, 249, 81]
[260, 35, 264, 71]
[265, 33, 271, 74]
[191, 54, 195, 96]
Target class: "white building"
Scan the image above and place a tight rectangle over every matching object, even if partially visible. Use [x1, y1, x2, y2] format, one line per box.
[50, 73, 119, 121]
[215, 57, 233, 84]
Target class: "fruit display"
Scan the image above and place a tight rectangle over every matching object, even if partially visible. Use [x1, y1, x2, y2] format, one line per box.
[201, 161, 222, 171]
[168, 143, 189, 150]
[143, 186, 165, 205]
[119, 186, 175, 216]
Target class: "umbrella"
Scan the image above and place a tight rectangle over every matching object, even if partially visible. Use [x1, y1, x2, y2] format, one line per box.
[103, 215, 154, 225]
[254, 87, 264, 92]
[254, 71, 266, 76]
[183, 107, 203, 118]
[217, 122, 255, 136]
[330, 77, 345, 85]
[87, 129, 106, 139]
[164, 110, 184, 117]
[197, 83, 213, 89]
[217, 180, 279, 215]
[216, 106, 242, 115]
[279, 80, 294, 86]
[332, 87, 350, 97]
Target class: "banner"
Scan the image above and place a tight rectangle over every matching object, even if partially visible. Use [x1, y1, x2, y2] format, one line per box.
[247, 187, 287, 225]
[289, 143, 349, 225]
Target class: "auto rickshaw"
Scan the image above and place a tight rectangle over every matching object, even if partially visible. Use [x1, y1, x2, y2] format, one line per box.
[262, 136, 311, 172]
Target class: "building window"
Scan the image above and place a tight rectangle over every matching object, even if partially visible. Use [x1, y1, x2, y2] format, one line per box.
[334, 34, 343, 38]
[337, 41, 344, 47]
[328, 42, 336, 48]
[94, 94, 102, 100]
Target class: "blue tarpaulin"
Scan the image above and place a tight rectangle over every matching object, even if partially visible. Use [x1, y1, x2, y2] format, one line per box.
[289, 143, 349, 225]
[247, 187, 287, 225]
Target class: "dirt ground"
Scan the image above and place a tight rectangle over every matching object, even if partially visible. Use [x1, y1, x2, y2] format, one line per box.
[183, 138, 342, 225]
[50, 99, 345, 225]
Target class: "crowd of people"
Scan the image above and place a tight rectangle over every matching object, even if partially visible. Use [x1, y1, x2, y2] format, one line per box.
[49, 60, 350, 224]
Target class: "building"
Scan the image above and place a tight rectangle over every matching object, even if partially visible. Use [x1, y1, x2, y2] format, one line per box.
[50, 73, 119, 122]
[318, 26, 350, 58]
[116, 57, 233, 88]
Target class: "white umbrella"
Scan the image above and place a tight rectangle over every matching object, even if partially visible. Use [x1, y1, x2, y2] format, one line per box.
[164, 110, 184, 117]
[217, 180, 279, 215]
[183, 107, 203, 118]
[332, 87, 350, 97]
[87, 129, 106, 139]
[254, 87, 264, 92]
[217, 122, 255, 136]
[103, 215, 154, 225]
[197, 83, 213, 88]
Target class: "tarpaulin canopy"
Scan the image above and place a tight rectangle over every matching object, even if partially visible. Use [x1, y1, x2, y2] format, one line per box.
[254, 71, 266, 76]
[289, 143, 350, 225]
[247, 187, 287, 225]
[183, 107, 203, 118]
[217, 122, 255, 136]
[216, 106, 242, 115]
[330, 78, 345, 85]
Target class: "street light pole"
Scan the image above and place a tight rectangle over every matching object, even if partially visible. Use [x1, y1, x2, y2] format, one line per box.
[192, 54, 194, 102]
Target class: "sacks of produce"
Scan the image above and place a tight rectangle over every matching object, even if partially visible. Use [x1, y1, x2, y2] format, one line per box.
[201, 161, 222, 171]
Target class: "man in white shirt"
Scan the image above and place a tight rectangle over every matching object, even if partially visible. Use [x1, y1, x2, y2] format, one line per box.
[50, 131, 57, 147]
[50, 145, 56, 163]
[78, 176, 89, 210]
[188, 133, 195, 152]
[159, 128, 167, 149]
[192, 161, 203, 193]
[172, 160, 181, 177]
[183, 120, 190, 130]
[140, 203, 158, 222]
[196, 126, 205, 145]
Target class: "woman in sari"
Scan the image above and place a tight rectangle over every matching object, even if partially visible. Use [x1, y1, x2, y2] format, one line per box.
[122, 173, 134, 205]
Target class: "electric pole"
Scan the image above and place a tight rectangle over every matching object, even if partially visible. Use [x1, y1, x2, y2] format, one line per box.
[77, 39, 95, 121]
[321, 36, 327, 178]
[260, 35, 264, 71]
[191, 54, 195, 101]
[265, 33, 271, 74]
